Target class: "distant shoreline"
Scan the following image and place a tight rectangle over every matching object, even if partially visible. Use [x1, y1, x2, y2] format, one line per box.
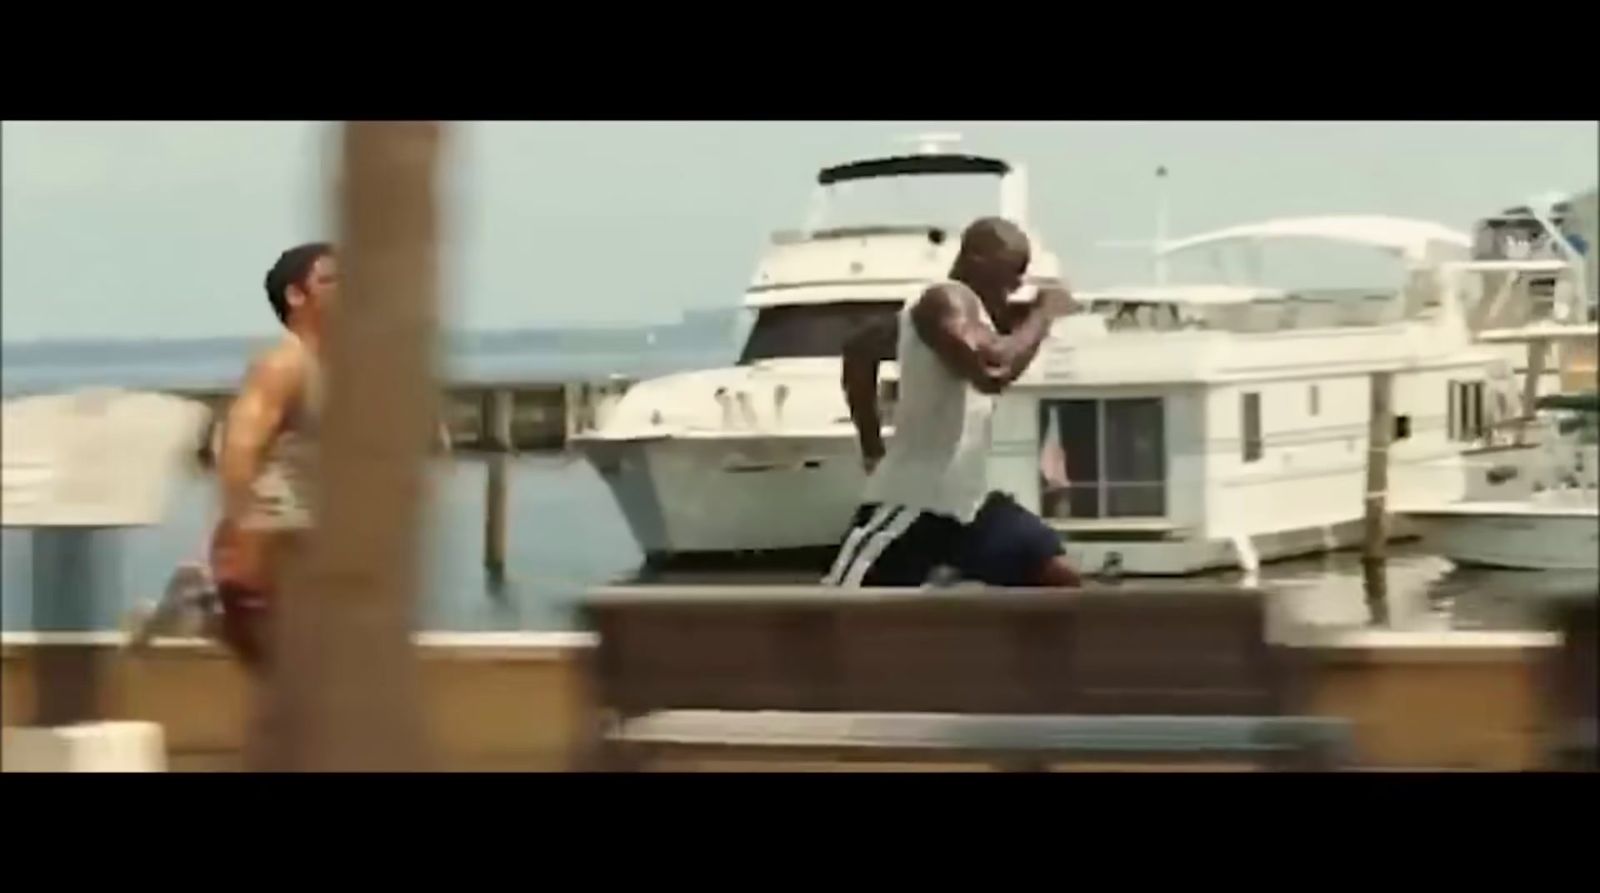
[0, 321, 743, 399]
[0, 306, 745, 355]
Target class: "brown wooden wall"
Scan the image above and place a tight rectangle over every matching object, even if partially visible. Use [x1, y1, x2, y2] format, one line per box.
[0, 634, 1561, 771]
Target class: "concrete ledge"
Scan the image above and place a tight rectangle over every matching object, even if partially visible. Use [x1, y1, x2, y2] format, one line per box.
[1283, 629, 1559, 649]
[1280, 627, 1559, 662]
[2, 721, 166, 772]
[1, 632, 590, 770]
[0, 624, 1565, 771]
[0, 625, 1558, 655]
[1, 630, 597, 651]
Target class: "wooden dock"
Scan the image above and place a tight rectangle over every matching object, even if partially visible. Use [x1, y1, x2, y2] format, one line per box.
[162, 377, 634, 582]
[1, 597, 1586, 771]
[170, 377, 634, 456]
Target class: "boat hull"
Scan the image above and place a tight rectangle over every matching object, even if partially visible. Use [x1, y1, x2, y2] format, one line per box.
[1059, 518, 1423, 578]
[1405, 503, 1600, 571]
[577, 427, 1432, 576]
[574, 432, 867, 558]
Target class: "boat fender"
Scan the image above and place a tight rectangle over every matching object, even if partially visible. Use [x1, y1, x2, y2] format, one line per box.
[1486, 465, 1519, 485]
[924, 564, 963, 588]
[1097, 552, 1125, 584]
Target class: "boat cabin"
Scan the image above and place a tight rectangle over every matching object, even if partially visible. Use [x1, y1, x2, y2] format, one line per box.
[980, 216, 1510, 574]
[735, 139, 1061, 367]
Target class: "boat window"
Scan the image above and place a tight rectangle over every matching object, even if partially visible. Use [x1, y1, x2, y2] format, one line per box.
[1038, 398, 1167, 520]
[1089, 294, 1429, 333]
[1091, 301, 1190, 332]
[1105, 399, 1167, 516]
[1393, 414, 1412, 441]
[1475, 218, 1564, 262]
[817, 172, 1007, 233]
[1308, 384, 1321, 417]
[1558, 412, 1599, 445]
[737, 302, 902, 364]
[1448, 380, 1486, 442]
[1242, 392, 1262, 463]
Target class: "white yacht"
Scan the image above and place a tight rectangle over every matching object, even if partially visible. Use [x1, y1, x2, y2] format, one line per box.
[581, 154, 1584, 577]
[1447, 194, 1598, 499]
[1403, 462, 1597, 572]
[1404, 390, 1597, 572]
[985, 214, 1513, 575]
[571, 137, 1064, 564]
[1398, 194, 1599, 571]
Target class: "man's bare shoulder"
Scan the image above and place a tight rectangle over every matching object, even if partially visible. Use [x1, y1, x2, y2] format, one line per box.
[910, 281, 981, 329]
[242, 336, 307, 393]
[911, 282, 950, 317]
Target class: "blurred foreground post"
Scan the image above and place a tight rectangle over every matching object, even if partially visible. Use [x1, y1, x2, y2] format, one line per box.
[262, 122, 444, 771]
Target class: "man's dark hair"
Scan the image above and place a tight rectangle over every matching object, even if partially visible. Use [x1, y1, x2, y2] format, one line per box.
[264, 242, 333, 325]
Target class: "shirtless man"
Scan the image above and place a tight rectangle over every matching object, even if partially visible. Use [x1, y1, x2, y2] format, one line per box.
[823, 217, 1082, 589]
[210, 242, 333, 671]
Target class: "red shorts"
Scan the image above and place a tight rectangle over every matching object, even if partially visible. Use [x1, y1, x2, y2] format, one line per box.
[209, 522, 307, 673]
[217, 583, 272, 672]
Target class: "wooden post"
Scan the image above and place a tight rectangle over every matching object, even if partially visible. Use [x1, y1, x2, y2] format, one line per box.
[483, 388, 511, 584]
[1362, 371, 1393, 623]
[262, 122, 443, 771]
[1518, 338, 1549, 445]
[563, 381, 582, 443]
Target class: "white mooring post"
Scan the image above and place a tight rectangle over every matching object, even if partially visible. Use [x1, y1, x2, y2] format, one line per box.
[1, 389, 208, 772]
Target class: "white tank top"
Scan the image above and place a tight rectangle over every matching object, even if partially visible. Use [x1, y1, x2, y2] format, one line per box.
[243, 336, 322, 532]
[862, 283, 996, 523]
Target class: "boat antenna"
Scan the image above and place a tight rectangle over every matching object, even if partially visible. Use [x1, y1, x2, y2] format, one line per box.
[1096, 165, 1173, 284]
[1154, 165, 1171, 285]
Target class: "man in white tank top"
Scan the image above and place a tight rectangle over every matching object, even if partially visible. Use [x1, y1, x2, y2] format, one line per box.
[823, 218, 1082, 588]
[210, 243, 335, 671]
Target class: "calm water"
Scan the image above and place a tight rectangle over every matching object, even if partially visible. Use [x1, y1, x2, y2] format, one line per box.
[1, 455, 643, 632]
[2, 335, 1593, 633]
[0, 333, 733, 396]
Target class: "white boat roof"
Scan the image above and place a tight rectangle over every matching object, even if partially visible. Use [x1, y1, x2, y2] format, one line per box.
[1476, 322, 1600, 343]
[1402, 500, 1597, 519]
[1159, 215, 1472, 260]
[1445, 259, 1574, 274]
[1077, 284, 1288, 305]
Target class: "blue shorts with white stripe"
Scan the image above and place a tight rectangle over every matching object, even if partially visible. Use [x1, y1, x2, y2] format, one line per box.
[822, 491, 1064, 588]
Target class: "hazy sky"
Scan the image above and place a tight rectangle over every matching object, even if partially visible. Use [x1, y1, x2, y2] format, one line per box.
[3, 120, 1595, 341]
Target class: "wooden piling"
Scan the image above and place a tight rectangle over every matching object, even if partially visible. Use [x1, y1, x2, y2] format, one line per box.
[483, 388, 512, 583]
[1518, 338, 1549, 445]
[264, 122, 443, 772]
[563, 381, 582, 442]
[1362, 370, 1393, 622]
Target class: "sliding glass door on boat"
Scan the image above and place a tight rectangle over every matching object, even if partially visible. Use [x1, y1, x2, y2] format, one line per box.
[1037, 398, 1167, 520]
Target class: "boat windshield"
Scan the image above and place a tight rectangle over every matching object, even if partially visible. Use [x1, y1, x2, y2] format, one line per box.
[816, 173, 1006, 233]
[738, 302, 901, 364]
[1564, 413, 1600, 445]
[1544, 392, 1600, 444]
